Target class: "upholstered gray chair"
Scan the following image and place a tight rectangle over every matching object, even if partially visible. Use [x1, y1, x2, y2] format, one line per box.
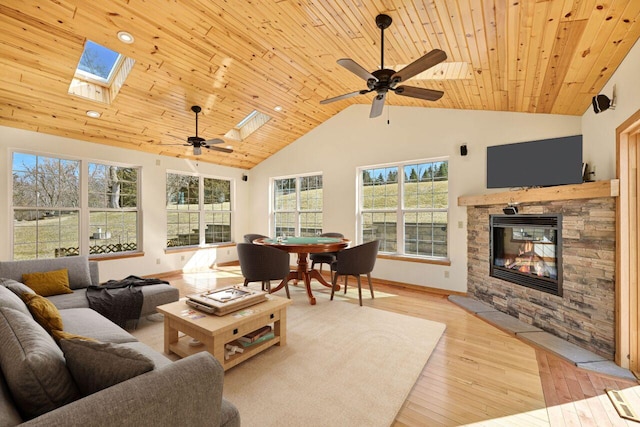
[237, 243, 290, 298]
[310, 232, 344, 275]
[244, 233, 269, 244]
[330, 240, 379, 306]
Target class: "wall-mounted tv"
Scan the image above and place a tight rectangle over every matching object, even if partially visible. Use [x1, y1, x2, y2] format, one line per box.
[486, 135, 583, 189]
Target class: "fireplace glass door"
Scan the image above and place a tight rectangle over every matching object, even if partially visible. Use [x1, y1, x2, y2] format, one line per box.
[490, 214, 562, 296]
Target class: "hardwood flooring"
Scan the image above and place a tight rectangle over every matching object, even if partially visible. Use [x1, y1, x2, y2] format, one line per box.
[161, 266, 640, 426]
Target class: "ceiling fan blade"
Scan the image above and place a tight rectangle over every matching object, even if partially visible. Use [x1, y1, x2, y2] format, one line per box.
[204, 138, 224, 145]
[394, 85, 444, 101]
[337, 58, 377, 82]
[206, 145, 233, 154]
[369, 92, 387, 118]
[320, 90, 368, 104]
[391, 49, 447, 85]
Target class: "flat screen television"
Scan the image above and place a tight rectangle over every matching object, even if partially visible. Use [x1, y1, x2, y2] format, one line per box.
[486, 135, 583, 188]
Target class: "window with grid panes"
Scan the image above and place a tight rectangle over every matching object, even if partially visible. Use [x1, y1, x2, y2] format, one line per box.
[359, 159, 448, 259]
[272, 174, 322, 237]
[166, 173, 232, 248]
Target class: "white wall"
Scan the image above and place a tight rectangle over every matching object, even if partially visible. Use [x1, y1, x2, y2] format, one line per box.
[581, 37, 640, 180]
[0, 126, 250, 281]
[250, 106, 581, 293]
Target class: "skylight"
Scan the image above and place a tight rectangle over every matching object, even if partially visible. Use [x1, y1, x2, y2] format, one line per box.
[225, 109, 272, 142]
[68, 40, 135, 104]
[75, 41, 123, 85]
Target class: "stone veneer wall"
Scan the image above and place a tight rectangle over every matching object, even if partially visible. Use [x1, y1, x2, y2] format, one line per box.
[467, 197, 616, 359]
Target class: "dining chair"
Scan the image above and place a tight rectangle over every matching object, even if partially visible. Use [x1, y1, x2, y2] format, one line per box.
[243, 233, 269, 244]
[330, 240, 379, 306]
[237, 243, 290, 298]
[310, 232, 344, 275]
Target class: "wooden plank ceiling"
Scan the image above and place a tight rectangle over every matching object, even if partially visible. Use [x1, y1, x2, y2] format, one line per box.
[1, 1, 639, 169]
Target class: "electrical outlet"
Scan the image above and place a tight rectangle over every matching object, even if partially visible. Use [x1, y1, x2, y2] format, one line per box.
[156, 258, 161, 265]
[227, 249, 230, 255]
[458, 221, 464, 229]
[180, 255, 185, 261]
[444, 270, 450, 278]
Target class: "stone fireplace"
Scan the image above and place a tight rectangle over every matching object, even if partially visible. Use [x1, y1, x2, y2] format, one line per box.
[463, 185, 617, 359]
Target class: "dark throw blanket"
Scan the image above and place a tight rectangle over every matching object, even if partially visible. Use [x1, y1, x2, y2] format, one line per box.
[86, 275, 170, 328]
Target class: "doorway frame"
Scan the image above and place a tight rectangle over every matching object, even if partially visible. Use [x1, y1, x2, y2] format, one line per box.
[616, 108, 640, 372]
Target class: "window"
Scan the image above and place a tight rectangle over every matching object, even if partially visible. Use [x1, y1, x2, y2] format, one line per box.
[166, 173, 232, 248]
[272, 174, 322, 237]
[224, 109, 272, 142]
[76, 41, 123, 86]
[358, 159, 448, 259]
[88, 163, 140, 255]
[68, 40, 135, 104]
[11, 152, 141, 260]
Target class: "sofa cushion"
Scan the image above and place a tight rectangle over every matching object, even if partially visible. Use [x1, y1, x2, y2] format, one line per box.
[0, 282, 31, 316]
[51, 329, 97, 342]
[0, 256, 92, 290]
[60, 339, 154, 396]
[0, 376, 23, 426]
[22, 268, 74, 297]
[21, 293, 64, 333]
[0, 307, 80, 419]
[46, 289, 90, 310]
[58, 308, 137, 343]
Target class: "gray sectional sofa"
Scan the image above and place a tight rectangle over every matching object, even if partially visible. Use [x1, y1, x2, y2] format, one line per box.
[0, 256, 240, 427]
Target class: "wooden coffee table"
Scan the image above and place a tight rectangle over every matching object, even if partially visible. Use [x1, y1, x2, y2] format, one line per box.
[156, 294, 292, 371]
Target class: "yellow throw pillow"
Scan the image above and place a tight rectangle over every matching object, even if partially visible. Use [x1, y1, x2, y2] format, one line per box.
[20, 293, 64, 333]
[22, 269, 73, 297]
[52, 330, 97, 343]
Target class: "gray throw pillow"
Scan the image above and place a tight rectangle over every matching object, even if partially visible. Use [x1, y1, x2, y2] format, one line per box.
[0, 307, 80, 419]
[59, 339, 155, 396]
[0, 283, 31, 316]
[1, 277, 36, 297]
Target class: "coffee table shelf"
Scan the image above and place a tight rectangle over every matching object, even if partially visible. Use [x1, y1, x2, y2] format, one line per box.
[156, 294, 292, 370]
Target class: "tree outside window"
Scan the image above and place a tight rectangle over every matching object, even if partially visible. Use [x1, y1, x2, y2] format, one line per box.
[88, 163, 139, 255]
[166, 173, 232, 247]
[12, 154, 80, 260]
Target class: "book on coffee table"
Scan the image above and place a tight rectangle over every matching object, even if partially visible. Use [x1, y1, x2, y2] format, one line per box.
[237, 325, 272, 343]
[236, 332, 275, 348]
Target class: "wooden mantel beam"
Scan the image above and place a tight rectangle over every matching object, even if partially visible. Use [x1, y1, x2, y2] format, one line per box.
[457, 180, 620, 207]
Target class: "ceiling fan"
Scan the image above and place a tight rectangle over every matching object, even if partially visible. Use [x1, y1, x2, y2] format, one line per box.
[166, 105, 233, 155]
[320, 14, 447, 118]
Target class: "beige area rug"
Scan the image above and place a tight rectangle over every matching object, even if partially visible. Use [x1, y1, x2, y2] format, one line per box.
[131, 286, 446, 427]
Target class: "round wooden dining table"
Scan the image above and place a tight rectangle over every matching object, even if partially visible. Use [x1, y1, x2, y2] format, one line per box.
[253, 236, 350, 305]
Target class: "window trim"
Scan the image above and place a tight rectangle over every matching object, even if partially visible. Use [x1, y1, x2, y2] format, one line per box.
[165, 170, 235, 249]
[356, 157, 449, 261]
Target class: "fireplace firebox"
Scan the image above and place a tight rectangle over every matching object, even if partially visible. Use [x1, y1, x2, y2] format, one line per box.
[490, 214, 562, 296]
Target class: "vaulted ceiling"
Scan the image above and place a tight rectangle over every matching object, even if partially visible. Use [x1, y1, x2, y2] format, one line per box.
[1, 1, 639, 169]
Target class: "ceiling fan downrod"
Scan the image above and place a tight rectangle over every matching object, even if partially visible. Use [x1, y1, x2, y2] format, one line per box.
[376, 14, 392, 70]
[191, 105, 202, 138]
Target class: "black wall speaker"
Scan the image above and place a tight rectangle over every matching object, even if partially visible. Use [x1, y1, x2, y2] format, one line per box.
[460, 144, 468, 156]
[242, 174, 248, 181]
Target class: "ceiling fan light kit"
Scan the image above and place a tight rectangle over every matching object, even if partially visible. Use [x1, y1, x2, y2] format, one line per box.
[320, 14, 447, 118]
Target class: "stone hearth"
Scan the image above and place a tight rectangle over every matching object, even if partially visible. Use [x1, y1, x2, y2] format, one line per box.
[465, 195, 616, 359]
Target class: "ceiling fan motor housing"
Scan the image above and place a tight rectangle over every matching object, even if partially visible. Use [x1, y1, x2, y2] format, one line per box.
[371, 69, 396, 90]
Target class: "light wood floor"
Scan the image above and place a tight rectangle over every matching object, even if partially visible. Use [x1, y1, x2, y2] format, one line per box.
[162, 266, 640, 426]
